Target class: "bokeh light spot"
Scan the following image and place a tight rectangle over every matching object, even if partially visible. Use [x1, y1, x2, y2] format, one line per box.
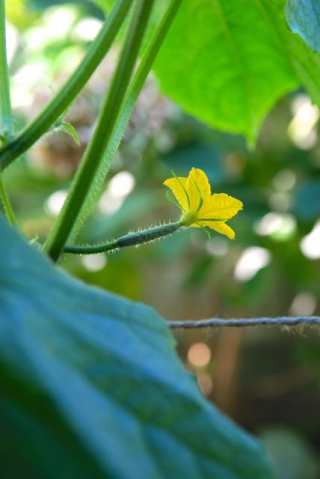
[82, 254, 107, 272]
[45, 190, 68, 216]
[300, 221, 320, 259]
[234, 247, 271, 281]
[288, 95, 319, 150]
[188, 342, 211, 368]
[290, 293, 316, 316]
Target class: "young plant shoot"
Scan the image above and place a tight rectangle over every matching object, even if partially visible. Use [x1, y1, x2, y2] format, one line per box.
[64, 168, 243, 255]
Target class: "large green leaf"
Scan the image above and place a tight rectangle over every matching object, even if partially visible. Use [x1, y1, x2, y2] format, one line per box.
[0, 218, 274, 478]
[153, 0, 320, 140]
[262, 0, 320, 114]
[285, 0, 320, 52]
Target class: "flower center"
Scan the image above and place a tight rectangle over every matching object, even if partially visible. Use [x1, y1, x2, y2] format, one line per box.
[180, 210, 198, 226]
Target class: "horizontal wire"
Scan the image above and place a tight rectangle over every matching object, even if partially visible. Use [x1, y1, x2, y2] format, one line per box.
[168, 316, 320, 329]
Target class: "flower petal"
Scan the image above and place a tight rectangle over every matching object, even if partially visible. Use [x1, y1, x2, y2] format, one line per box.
[186, 168, 211, 210]
[199, 194, 243, 220]
[193, 220, 235, 239]
[164, 177, 189, 211]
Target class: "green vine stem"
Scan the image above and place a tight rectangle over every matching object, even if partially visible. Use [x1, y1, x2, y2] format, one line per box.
[0, 174, 17, 226]
[0, 0, 17, 226]
[63, 0, 183, 243]
[0, 0, 131, 169]
[0, 0, 12, 139]
[64, 221, 182, 255]
[44, 0, 155, 262]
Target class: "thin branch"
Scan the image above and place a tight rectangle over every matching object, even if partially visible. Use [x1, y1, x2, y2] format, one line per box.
[168, 316, 320, 329]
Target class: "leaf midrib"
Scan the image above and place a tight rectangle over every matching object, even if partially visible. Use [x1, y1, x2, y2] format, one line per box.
[211, 0, 254, 133]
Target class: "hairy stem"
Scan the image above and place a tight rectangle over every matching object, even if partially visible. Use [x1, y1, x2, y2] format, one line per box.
[0, 0, 131, 169]
[44, 0, 155, 262]
[64, 221, 182, 254]
[0, 0, 12, 138]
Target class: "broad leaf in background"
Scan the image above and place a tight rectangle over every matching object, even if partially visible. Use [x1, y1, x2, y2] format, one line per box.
[153, 0, 320, 141]
[0, 218, 274, 478]
[262, 0, 320, 112]
[153, 0, 298, 140]
[285, 0, 320, 52]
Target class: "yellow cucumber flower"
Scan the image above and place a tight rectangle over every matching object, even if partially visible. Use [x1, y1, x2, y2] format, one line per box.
[164, 168, 243, 239]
